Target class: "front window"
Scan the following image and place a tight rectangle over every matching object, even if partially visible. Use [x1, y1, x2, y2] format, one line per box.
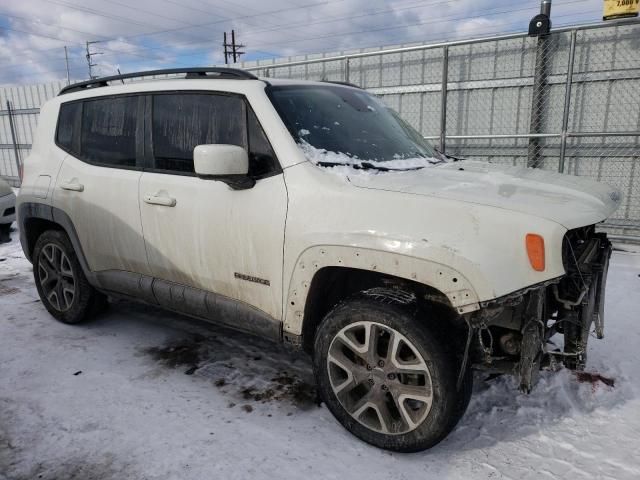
[268, 84, 444, 170]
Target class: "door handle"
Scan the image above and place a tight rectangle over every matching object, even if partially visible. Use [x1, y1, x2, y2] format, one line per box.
[60, 180, 84, 192]
[144, 193, 177, 207]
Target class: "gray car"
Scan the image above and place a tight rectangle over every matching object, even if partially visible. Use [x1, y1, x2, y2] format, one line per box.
[0, 178, 16, 234]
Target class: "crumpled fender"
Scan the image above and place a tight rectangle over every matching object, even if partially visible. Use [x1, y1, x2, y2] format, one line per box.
[283, 244, 485, 336]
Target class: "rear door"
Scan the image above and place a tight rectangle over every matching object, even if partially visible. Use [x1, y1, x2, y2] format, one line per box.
[53, 95, 150, 275]
[139, 92, 287, 320]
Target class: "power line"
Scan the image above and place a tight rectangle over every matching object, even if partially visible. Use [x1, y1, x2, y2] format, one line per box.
[43, 0, 172, 31]
[0, 12, 155, 66]
[74, 0, 584, 65]
[251, 0, 586, 49]
[104, 0, 585, 63]
[0, 24, 193, 74]
[44, 0, 339, 44]
[0, 0, 551, 68]
[0, 0, 340, 66]
[0, 1, 597, 80]
[0, 10, 599, 83]
[239, 0, 453, 38]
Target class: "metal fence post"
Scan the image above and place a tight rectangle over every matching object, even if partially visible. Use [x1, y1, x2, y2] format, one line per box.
[527, 32, 553, 168]
[439, 45, 449, 153]
[6, 100, 21, 181]
[344, 57, 350, 83]
[558, 29, 577, 174]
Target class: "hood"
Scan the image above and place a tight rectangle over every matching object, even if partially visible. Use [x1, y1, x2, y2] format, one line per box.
[0, 179, 14, 197]
[347, 160, 622, 229]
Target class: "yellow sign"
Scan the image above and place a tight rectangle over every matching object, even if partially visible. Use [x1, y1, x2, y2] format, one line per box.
[603, 0, 639, 20]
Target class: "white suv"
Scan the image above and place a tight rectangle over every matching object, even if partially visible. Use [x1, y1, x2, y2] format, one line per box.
[17, 68, 620, 452]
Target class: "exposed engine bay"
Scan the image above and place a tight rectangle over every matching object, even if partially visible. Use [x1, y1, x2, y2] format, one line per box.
[463, 225, 612, 393]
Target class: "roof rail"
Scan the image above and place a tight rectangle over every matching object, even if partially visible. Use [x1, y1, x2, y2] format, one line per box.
[59, 67, 259, 95]
[320, 80, 361, 89]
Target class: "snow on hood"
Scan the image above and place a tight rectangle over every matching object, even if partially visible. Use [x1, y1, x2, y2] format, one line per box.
[297, 141, 444, 173]
[348, 160, 622, 230]
[297, 141, 621, 229]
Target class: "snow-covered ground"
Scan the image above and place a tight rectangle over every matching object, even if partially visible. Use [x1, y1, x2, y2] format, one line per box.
[1, 228, 640, 480]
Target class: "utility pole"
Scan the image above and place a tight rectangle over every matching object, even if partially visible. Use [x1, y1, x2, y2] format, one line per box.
[527, 0, 552, 168]
[64, 46, 70, 85]
[223, 30, 245, 64]
[85, 41, 103, 79]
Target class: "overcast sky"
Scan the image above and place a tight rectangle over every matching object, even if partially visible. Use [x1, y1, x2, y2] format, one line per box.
[0, 0, 608, 85]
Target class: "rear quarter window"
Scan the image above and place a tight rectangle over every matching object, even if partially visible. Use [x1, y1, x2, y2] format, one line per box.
[55, 102, 81, 154]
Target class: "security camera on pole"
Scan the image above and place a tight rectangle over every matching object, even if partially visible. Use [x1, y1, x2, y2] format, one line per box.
[526, 0, 552, 168]
[528, 0, 552, 36]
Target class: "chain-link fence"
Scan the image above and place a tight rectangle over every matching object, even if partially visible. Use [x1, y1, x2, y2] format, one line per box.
[0, 21, 638, 239]
[243, 20, 640, 240]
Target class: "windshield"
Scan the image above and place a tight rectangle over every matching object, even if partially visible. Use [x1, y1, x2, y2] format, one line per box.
[268, 84, 443, 168]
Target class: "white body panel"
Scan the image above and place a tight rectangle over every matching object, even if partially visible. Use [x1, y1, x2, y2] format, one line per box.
[280, 161, 570, 335]
[15, 100, 62, 206]
[53, 157, 150, 274]
[139, 172, 287, 320]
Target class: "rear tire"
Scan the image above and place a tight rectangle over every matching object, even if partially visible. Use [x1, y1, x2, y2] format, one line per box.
[32, 230, 106, 324]
[313, 295, 469, 452]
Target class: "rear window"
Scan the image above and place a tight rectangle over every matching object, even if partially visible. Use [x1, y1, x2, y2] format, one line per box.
[80, 96, 138, 168]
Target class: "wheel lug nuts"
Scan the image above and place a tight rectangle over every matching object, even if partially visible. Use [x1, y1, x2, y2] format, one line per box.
[367, 378, 375, 386]
[377, 360, 385, 368]
[381, 384, 388, 391]
[366, 364, 372, 371]
[387, 373, 396, 380]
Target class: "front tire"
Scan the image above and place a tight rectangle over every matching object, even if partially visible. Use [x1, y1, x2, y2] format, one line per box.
[32, 230, 106, 324]
[313, 295, 469, 452]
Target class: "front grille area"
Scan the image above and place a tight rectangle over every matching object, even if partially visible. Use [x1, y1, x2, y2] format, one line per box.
[562, 225, 597, 271]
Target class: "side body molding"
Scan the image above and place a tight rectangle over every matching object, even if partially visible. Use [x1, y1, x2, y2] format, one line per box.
[283, 245, 482, 336]
[18, 202, 282, 341]
[96, 272, 281, 340]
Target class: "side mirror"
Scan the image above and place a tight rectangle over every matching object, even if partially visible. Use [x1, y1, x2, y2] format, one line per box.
[193, 144, 255, 190]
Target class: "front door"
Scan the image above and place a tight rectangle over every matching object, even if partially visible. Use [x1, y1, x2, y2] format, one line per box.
[139, 92, 287, 321]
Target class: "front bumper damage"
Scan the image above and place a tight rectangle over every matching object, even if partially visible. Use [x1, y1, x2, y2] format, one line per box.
[462, 225, 613, 393]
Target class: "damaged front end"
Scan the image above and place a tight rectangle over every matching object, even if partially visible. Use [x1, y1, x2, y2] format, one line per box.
[461, 225, 612, 393]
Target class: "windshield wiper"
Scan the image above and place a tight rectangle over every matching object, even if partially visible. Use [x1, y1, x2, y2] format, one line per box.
[434, 148, 463, 162]
[416, 153, 446, 165]
[316, 161, 424, 172]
